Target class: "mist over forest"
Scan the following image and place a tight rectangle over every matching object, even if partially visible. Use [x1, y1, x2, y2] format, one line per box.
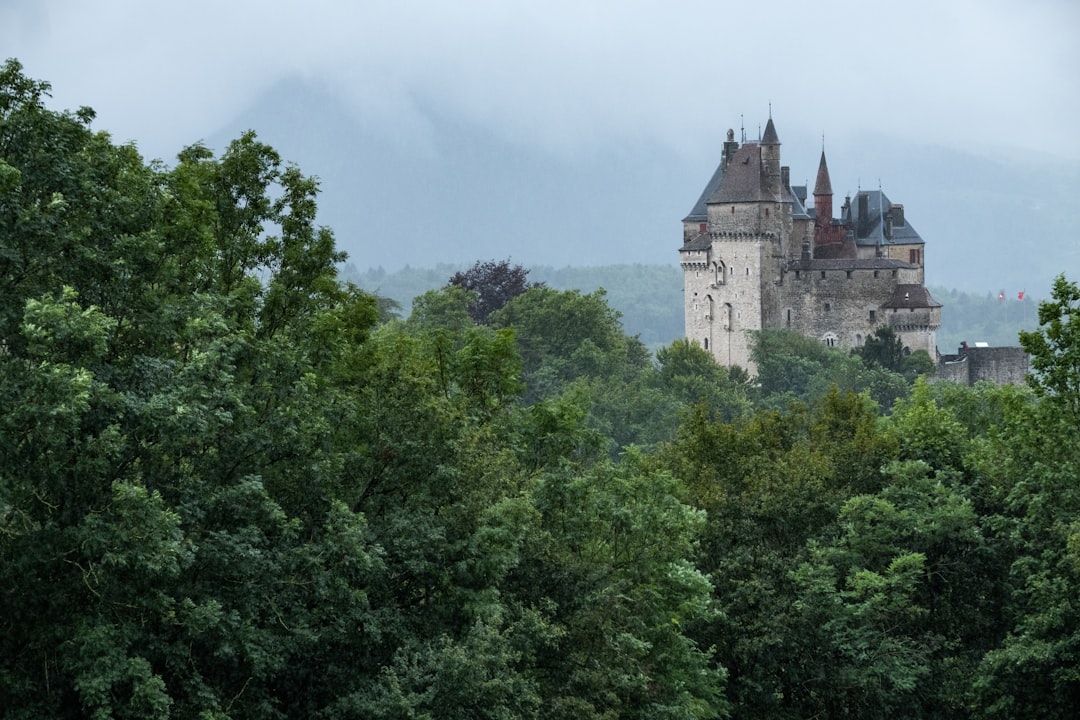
[209, 79, 1079, 299]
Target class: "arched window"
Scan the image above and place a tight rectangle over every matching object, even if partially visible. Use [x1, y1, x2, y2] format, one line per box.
[713, 261, 725, 285]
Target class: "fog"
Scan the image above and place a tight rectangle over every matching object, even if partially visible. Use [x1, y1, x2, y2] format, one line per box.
[4, 0, 1078, 292]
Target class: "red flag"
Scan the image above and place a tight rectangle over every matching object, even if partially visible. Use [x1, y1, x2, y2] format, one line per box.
[1018, 290, 1025, 300]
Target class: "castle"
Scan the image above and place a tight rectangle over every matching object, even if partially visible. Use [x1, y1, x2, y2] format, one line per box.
[679, 118, 942, 372]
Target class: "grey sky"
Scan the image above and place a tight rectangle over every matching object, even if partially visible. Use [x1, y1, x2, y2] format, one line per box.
[5, 0, 1079, 164]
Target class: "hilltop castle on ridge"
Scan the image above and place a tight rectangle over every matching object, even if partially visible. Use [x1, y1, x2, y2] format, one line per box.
[679, 118, 941, 372]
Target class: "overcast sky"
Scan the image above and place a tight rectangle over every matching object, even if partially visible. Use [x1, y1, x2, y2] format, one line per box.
[5, 0, 1079, 166]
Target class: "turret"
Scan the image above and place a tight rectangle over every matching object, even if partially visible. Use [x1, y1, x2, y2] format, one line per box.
[813, 151, 833, 223]
[760, 117, 781, 198]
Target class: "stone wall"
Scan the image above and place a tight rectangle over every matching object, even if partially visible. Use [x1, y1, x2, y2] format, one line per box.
[782, 267, 915, 350]
[967, 346, 1029, 385]
[934, 347, 1029, 386]
[684, 234, 769, 371]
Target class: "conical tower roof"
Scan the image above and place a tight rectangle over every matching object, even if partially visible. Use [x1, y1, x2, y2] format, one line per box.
[813, 151, 833, 196]
[761, 117, 780, 145]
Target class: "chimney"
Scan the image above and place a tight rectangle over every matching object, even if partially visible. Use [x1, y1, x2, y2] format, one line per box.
[891, 203, 905, 227]
[723, 128, 738, 168]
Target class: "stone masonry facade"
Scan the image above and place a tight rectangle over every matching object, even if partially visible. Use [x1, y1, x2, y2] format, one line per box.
[680, 120, 941, 373]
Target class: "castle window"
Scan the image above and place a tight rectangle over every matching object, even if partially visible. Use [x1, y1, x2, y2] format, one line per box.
[820, 271, 826, 279]
[869, 309, 876, 322]
[873, 270, 879, 278]
[704, 338, 709, 350]
[765, 208, 770, 218]
[892, 270, 898, 277]
[746, 267, 750, 276]
[824, 302, 831, 312]
[795, 270, 800, 279]
[856, 333, 864, 347]
[731, 206, 735, 214]
[823, 332, 838, 347]
[700, 223, 707, 234]
[786, 309, 792, 326]
[846, 270, 852, 279]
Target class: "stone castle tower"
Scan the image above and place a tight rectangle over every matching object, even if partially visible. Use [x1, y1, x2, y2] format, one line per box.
[679, 118, 941, 372]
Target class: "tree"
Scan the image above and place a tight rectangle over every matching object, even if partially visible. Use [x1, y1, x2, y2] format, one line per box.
[490, 285, 648, 404]
[657, 388, 900, 719]
[858, 325, 905, 371]
[751, 328, 909, 410]
[449, 258, 541, 324]
[655, 338, 751, 422]
[0, 61, 391, 717]
[1019, 273, 1080, 423]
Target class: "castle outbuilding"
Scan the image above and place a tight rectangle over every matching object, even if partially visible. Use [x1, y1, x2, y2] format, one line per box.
[680, 119, 941, 372]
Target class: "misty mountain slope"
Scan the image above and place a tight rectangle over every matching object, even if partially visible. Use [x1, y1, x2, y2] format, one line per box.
[206, 77, 696, 273]
[207, 80, 1079, 297]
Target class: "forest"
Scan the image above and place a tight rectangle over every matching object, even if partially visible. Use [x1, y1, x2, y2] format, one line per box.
[2, 59, 1079, 719]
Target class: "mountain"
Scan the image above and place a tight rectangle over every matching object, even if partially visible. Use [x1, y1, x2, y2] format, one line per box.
[205, 79, 1080, 299]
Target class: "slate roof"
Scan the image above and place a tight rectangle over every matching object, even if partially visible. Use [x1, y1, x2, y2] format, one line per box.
[790, 184, 811, 220]
[761, 117, 780, 145]
[814, 151, 832, 195]
[882, 284, 942, 309]
[846, 190, 924, 246]
[680, 232, 712, 252]
[683, 157, 726, 223]
[706, 144, 776, 203]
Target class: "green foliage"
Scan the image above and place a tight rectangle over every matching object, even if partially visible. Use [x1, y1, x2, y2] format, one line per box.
[858, 324, 905, 371]
[1, 60, 727, 719]
[406, 284, 477, 333]
[1019, 273, 1080, 422]
[8, 59, 1080, 720]
[655, 338, 752, 422]
[346, 262, 685, 349]
[751, 328, 910, 410]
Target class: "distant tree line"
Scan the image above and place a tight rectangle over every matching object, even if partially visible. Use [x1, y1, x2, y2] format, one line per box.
[346, 265, 1040, 354]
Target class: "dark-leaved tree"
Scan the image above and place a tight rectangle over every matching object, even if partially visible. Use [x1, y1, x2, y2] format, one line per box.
[858, 325, 905, 371]
[449, 258, 542, 324]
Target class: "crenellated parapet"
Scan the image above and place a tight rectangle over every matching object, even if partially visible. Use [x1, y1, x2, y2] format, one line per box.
[710, 231, 777, 241]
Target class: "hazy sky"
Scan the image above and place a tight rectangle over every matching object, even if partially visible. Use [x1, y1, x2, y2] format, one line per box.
[5, 0, 1079, 165]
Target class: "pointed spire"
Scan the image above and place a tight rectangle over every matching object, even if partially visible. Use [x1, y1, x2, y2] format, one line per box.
[813, 151, 833, 196]
[761, 117, 780, 145]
